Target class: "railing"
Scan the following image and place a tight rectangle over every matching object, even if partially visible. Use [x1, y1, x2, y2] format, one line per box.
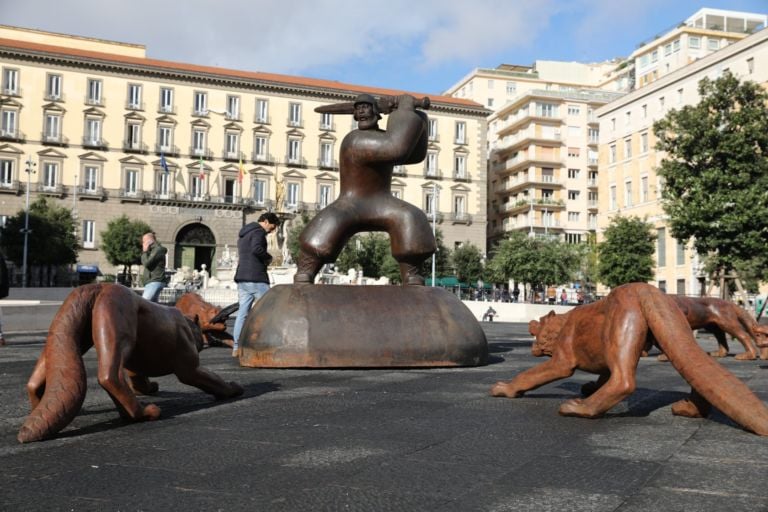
[287, 119, 304, 128]
[155, 144, 180, 156]
[424, 169, 442, 179]
[84, 96, 105, 107]
[126, 101, 145, 111]
[319, 121, 335, 131]
[318, 159, 339, 170]
[123, 141, 149, 153]
[252, 153, 276, 165]
[453, 171, 471, 182]
[285, 156, 308, 167]
[190, 147, 214, 159]
[44, 93, 65, 102]
[82, 137, 108, 149]
[254, 115, 271, 124]
[158, 104, 177, 114]
[0, 180, 22, 193]
[1, 86, 21, 96]
[41, 133, 69, 145]
[77, 186, 108, 199]
[0, 129, 25, 142]
[222, 150, 246, 162]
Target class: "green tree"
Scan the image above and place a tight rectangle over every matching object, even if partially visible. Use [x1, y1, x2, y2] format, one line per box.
[653, 71, 768, 280]
[286, 212, 311, 263]
[596, 216, 656, 288]
[451, 242, 484, 285]
[487, 231, 580, 299]
[419, 228, 451, 279]
[0, 197, 78, 284]
[100, 215, 152, 278]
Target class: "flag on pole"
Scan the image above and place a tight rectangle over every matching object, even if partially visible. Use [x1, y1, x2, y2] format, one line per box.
[238, 155, 245, 183]
[160, 153, 170, 174]
[198, 156, 205, 181]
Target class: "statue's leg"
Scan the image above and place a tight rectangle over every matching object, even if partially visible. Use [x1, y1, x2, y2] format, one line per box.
[124, 369, 159, 395]
[490, 358, 575, 398]
[174, 363, 244, 399]
[581, 373, 609, 397]
[671, 388, 712, 418]
[26, 352, 47, 409]
[727, 326, 758, 360]
[709, 329, 729, 358]
[389, 203, 436, 286]
[293, 205, 352, 284]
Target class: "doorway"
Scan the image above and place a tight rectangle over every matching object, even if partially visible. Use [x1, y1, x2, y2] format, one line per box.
[174, 223, 216, 273]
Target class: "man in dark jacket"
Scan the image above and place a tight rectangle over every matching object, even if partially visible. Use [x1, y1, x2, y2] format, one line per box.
[232, 212, 280, 355]
[141, 232, 167, 302]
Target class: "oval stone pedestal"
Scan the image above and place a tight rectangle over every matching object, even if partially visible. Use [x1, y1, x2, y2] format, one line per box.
[239, 284, 488, 368]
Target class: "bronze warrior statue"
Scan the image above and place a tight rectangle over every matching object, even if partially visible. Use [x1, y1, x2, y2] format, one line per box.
[294, 94, 436, 285]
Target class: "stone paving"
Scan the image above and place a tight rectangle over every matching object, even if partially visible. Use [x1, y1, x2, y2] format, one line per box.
[1, 322, 767, 511]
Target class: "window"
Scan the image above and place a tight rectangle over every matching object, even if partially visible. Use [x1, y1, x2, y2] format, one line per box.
[157, 171, 170, 196]
[487, 98, 494, 108]
[567, 105, 580, 116]
[46, 73, 62, 100]
[85, 118, 102, 145]
[287, 138, 302, 163]
[159, 87, 174, 113]
[455, 122, 466, 144]
[641, 175, 649, 202]
[506, 81, 516, 95]
[2, 68, 18, 94]
[83, 165, 98, 192]
[567, 147, 580, 158]
[428, 118, 438, 141]
[320, 142, 334, 167]
[319, 184, 332, 208]
[568, 126, 580, 137]
[454, 154, 466, 179]
[193, 91, 207, 115]
[673, 40, 680, 52]
[707, 39, 720, 51]
[87, 78, 102, 105]
[127, 84, 142, 109]
[664, 43, 672, 56]
[126, 122, 141, 150]
[567, 190, 580, 200]
[609, 144, 617, 164]
[487, 79, 494, 89]
[82, 220, 95, 248]
[624, 111, 631, 126]
[568, 212, 579, 222]
[192, 129, 206, 154]
[0, 159, 13, 186]
[157, 125, 172, 152]
[640, 132, 648, 153]
[289, 103, 302, 127]
[391, 189, 401, 200]
[676, 239, 686, 265]
[651, 50, 658, 63]
[1, 109, 17, 136]
[191, 175, 205, 199]
[657, 227, 666, 267]
[256, 98, 269, 123]
[42, 162, 58, 189]
[747, 57, 755, 74]
[567, 168, 580, 179]
[624, 180, 632, 207]
[225, 132, 239, 157]
[677, 88, 684, 104]
[320, 112, 333, 130]
[44, 113, 61, 141]
[588, 128, 599, 143]
[125, 168, 138, 195]
[609, 185, 617, 210]
[536, 102, 557, 117]
[426, 152, 438, 176]
[226, 95, 240, 119]
[253, 179, 266, 204]
[659, 96, 665, 111]
[641, 104, 647, 119]
[453, 195, 465, 216]
[425, 191, 437, 214]
[658, 280, 667, 293]
[254, 135, 268, 160]
[689, 36, 700, 49]
[286, 182, 299, 207]
[624, 138, 632, 159]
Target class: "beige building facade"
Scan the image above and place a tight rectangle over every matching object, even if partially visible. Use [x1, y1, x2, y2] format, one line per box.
[0, 25, 489, 281]
[595, 26, 768, 296]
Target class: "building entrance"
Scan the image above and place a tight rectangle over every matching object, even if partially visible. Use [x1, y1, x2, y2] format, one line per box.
[174, 223, 216, 273]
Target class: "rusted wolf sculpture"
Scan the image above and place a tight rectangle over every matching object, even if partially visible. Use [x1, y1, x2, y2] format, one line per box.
[490, 283, 768, 435]
[175, 293, 238, 348]
[18, 284, 243, 443]
[667, 296, 768, 360]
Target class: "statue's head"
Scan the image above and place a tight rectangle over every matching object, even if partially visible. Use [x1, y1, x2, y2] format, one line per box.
[353, 93, 381, 129]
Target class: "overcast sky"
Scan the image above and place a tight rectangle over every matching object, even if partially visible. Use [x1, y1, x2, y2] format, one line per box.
[2, 0, 766, 95]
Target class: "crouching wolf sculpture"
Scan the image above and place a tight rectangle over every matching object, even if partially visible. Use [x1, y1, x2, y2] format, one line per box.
[490, 283, 768, 435]
[17, 283, 243, 443]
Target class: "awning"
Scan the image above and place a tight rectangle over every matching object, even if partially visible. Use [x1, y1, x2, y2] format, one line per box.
[76, 264, 99, 273]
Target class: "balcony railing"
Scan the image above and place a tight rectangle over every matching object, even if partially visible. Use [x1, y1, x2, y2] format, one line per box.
[252, 153, 276, 165]
[453, 171, 471, 182]
[190, 147, 214, 160]
[158, 104, 177, 115]
[450, 212, 472, 224]
[393, 165, 407, 176]
[123, 141, 149, 154]
[222, 150, 245, 162]
[82, 137, 109, 149]
[318, 159, 339, 170]
[155, 144, 180, 157]
[44, 93, 65, 102]
[0, 129, 25, 142]
[1, 86, 21, 96]
[424, 168, 442, 179]
[84, 96, 105, 107]
[285, 156, 308, 167]
[77, 186, 108, 200]
[254, 115, 271, 125]
[126, 101, 145, 111]
[287, 118, 304, 128]
[41, 132, 69, 146]
[0, 180, 22, 194]
[319, 121, 335, 131]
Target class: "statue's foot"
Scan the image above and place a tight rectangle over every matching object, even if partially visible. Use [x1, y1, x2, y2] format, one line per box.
[657, 353, 670, 362]
[215, 382, 244, 400]
[708, 348, 728, 358]
[406, 275, 425, 286]
[558, 398, 601, 418]
[142, 404, 161, 421]
[734, 352, 757, 361]
[490, 381, 524, 398]
[293, 273, 314, 284]
[671, 398, 706, 418]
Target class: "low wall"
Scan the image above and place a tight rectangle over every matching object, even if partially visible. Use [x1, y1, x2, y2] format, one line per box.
[461, 300, 574, 323]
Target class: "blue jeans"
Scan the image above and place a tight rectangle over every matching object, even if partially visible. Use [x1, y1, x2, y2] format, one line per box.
[233, 281, 271, 348]
[142, 281, 165, 302]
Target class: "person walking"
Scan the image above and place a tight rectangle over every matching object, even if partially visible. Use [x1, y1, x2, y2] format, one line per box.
[140, 232, 167, 302]
[232, 212, 280, 356]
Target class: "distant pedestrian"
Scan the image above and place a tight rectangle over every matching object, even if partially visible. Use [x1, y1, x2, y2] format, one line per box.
[232, 212, 280, 357]
[560, 289, 568, 305]
[140, 232, 167, 302]
[482, 306, 497, 322]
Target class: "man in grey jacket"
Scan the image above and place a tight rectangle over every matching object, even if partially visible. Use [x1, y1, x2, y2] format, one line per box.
[232, 212, 280, 356]
[141, 232, 167, 302]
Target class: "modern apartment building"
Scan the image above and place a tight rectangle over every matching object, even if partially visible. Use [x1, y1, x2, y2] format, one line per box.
[595, 26, 768, 296]
[0, 25, 489, 282]
[613, 8, 767, 92]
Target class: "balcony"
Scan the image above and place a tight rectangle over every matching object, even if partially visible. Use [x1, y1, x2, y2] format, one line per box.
[252, 153, 276, 165]
[77, 186, 108, 201]
[453, 171, 471, 182]
[450, 212, 472, 224]
[83, 137, 109, 150]
[158, 104, 177, 115]
[126, 101, 145, 111]
[393, 165, 407, 176]
[118, 189, 146, 203]
[0, 180, 22, 194]
[424, 168, 443, 180]
[285, 156, 308, 168]
[222, 150, 245, 162]
[254, 115, 271, 125]
[587, 178, 598, 188]
[318, 158, 339, 171]
[225, 112, 241, 122]
[422, 210, 444, 223]
[319, 121, 335, 131]
[37, 183, 65, 198]
[286, 118, 304, 129]
[123, 141, 149, 154]
[0, 129, 25, 143]
[155, 144, 180, 157]
[84, 96, 105, 107]
[282, 201, 307, 213]
[150, 192, 177, 201]
[588, 157, 599, 167]
[1, 86, 21, 97]
[44, 93, 65, 102]
[41, 132, 69, 147]
[190, 147, 214, 160]
[428, 133, 440, 142]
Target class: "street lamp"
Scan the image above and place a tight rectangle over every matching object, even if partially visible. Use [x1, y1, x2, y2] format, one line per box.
[21, 156, 36, 288]
[431, 183, 439, 287]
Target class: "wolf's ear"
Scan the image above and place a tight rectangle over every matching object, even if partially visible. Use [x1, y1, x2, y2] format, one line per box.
[529, 320, 540, 336]
[546, 310, 557, 318]
[211, 302, 239, 324]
